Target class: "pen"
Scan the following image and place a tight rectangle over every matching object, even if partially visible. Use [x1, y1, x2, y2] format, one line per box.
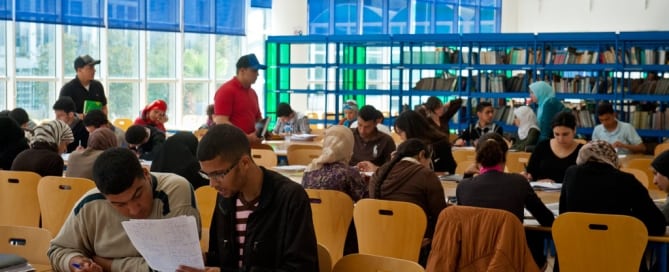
[71, 263, 82, 269]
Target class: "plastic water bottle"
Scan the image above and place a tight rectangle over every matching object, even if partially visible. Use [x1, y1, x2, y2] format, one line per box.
[284, 124, 292, 144]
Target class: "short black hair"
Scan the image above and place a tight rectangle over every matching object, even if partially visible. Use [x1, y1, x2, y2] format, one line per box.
[53, 96, 77, 113]
[476, 133, 508, 167]
[476, 101, 493, 113]
[9, 108, 30, 126]
[276, 102, 293, 117]
[358, 105, 378, 122]
[126, 125, 149, 145]
[596, 101, 615, 116]
[83, 109, 109, 128]
[93, 147, 144, 195]
[551, 111, 577, 130]
[197, 124, 250, 162]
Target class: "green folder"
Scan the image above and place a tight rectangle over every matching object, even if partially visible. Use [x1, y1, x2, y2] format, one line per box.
[83, 100, 103, 114]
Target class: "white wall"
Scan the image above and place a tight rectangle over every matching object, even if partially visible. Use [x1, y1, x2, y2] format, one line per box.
[503, 0, 669, 33]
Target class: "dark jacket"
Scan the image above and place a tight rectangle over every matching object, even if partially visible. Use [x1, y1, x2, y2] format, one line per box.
[0, 117, 29, 170]
[560, 162, 666, 236]
[66, 118, 89, 153]
[431, 139, 457, 175]
[206, 168, 318, 271]
[150, 132, 208, 189]
[135, 125, 166, 161]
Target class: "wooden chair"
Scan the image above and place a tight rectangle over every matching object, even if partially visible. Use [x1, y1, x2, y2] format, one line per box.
[0, 225, 53, 267]
[625, 157, 656, 190]
[0, 170, 41, 227]
[353, 199, 427, 262]
[332, 254, 424, 272]
[317, 243, 332, 272]
[306, 189, 354, 265]
[195, 186, 218, 252]
[251, 143, 274, 150]
[390, 132, 403, 144]
[506, 151, 531, 173]
[655, 142, 669, 157]
[251, 148, 278, 168]
[193, 128, 208, 140]
[287, 144, 322, 165]
[452, 149, 476, 175]
[112, 118, 133, 132]
[37, 176, 97, 236]
[552, 212, 648, 272]
[574, 138, 588, 145]
[620, 167, 650, 188]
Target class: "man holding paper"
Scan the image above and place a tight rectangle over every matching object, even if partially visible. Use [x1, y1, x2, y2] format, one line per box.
[48, 148, 201, 272]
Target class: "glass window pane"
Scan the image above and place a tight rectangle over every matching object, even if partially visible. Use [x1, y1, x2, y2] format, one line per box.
[0, 81, 5, 109]
[413, 1, 432, 34]
[436, 3, 455, 33]
[215, 35, 241, 80]
[15, 22, 55, 76]
[309, 0, 329, 34]
[334, 0, 358, 35]
[147, 31, 176, 78]
[108, 82, 139, 119]
[458, 5, 477, 33]
[184, 33, 209, 78]
[15, 81, 56, 121]
[362, 0, 383, 34]
[182, 82, 209, 131]
[388, 0, 408, 34]
[0, 21, 5, 75]
[107, 29, 139, 77]
[63, 25, 101, 78]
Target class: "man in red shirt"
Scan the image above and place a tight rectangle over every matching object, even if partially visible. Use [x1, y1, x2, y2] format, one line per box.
[214, 53, 266, 144]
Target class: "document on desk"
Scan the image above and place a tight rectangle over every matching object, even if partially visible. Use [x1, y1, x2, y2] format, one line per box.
[121, 215, 204, 272]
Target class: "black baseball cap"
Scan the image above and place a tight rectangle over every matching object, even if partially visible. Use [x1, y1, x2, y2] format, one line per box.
[74, 55, 101, 70]
[236, 53, 266, 70]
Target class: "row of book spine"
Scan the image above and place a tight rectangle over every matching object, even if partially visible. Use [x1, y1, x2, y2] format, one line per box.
[629, 110, 669, 130]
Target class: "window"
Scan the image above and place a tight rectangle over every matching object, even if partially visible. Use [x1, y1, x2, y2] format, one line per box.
[108, 82, 139, 120]
[63, 26, 101, 78]
[15, 81, 56, 121]
[15, 22, 55, 76]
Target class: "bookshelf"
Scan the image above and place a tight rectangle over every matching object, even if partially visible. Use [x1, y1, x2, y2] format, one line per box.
[265, 32, 669, 138]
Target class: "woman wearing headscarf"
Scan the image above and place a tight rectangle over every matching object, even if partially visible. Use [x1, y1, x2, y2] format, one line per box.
[652, 150, 669, 224]
[338, 100, 358, 128]
[302, 125, 366, 201]
[134, 99, 168, 132]
[150, 131, 208, 189]
[510, 106, 540, 151]
[12, 120, 74, 177]
[0, 117, 29, 170]
[529, 81, 566, 142]
[65, 128, 118, 180]
[560, 140, 665, 235]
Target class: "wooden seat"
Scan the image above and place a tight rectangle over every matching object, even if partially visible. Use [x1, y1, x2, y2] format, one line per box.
[37, 176, 97, 235]
[195, 186, 218, 252]
[306, 189, 354, 265]
[620, 167, 650, 188]
[655, 142, 669, 157]
[193, 128, 208, 140]
[506, 151, 531, 173]
[287, 144, 322, 165]
[625, 158, 656, 190]
[452, 149, 476, 175]
[251, 148, 278, 168]
[112, 118, 133, 132]
[0, 170, 41, 227]
[353, 199, 427, 262]
[332, 254, 424, 272]
[317, 243, 332, 272]
[0, 225, 53, 266]
[552, 212, 648, 272]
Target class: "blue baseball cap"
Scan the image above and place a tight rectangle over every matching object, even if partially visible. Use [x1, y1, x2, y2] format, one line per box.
[236, 53, 266, 70]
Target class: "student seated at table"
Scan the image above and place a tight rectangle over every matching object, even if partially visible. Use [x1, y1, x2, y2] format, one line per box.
[368, 138, 447, 265]
[125, 124, 166, 161]
[523, 111, 583, 183]
[12, 120, 73, 177]
[272, 102, 311, 135]
[510, 106, 540, 152]
[66, 128, 118, 180]
[349, 105, 396, 168]
[592, 101, 645, 155]
[338, 100, 358, 127]
[0, 117, 29, 170]
[454, 101, 502, 147]
[652, 150, 669, 224]
[560, 140, 665, 236]
[150, 132, 208, 190]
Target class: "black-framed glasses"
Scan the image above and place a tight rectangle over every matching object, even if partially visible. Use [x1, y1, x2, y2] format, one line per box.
[200, 159, 239, 181]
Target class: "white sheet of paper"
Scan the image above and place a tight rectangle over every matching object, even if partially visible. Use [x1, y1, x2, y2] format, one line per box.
[121, 215, 204, 271]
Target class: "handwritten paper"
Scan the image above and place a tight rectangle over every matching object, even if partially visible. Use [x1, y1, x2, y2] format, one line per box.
[121, 216, 204, 271]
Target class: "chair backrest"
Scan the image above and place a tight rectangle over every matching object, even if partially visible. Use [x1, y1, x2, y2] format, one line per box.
[454, 160, 476, 175]
[452, 149, 476, 174]
[390, 132, 403, 144]
[251, 143, 274, 150]
[573, 138, 588, 145]
[112, 118, 133, 132]
[195, 186, 218, 252]
[654, 142, 669, 157]
[251, 148, 278, 168]
[506, 151, 531, 173]
[625, 158, 656, 190]
[332, 254, 425, 272]
[552, 212, 648, 272]
[620, 167, 649, 188]
[0, 170, 41, 227]
[287, 144, 323, 165]
[193, 128, 208, 140]
[317, 243, 332, 272]
[306, 189, 354, 265]
[0, 225, 53, 266]
[37, 176, 97, 236]
[353, 199, 427, 262]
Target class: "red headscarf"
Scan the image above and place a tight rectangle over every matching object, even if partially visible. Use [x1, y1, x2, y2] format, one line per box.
[134, 99, 167, 132]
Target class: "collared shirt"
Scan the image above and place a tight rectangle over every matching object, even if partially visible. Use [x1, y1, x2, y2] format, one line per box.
[592, 120, 642, 155]
[214, 77, 261, 134]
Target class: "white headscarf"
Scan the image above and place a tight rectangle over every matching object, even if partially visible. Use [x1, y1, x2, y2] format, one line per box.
[305, 125, 354, 172]
[31, 119, 74, 145]
[514, 106, 540, 140]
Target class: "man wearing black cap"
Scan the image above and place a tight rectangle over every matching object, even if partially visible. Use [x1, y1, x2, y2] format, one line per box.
[60, 54, 107, 117]
[213, 53, 266, 144]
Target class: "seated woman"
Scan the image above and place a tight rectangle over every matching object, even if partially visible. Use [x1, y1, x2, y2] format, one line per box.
[150, 132, 208, 189]
[560, 140, 665, 236]
[12, 120, 73, 177]
[338, 100, 358, 127]
[510, 106, 540, 152]
[302, 125, 366, 201]
[369, 138, 447, 265]
[66, 128, 118, 180]
[523, 111, 583, 183]
[652, 150, 669, 224]
[0, 117, 29, 170]
[134, 99, 168, 132]
[199, 104, 215, 129]
[394, 110, 456, 174]
[272, 102, 311, 135]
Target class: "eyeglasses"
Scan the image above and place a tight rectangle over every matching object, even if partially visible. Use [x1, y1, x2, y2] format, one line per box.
[200, 159, 239, 181]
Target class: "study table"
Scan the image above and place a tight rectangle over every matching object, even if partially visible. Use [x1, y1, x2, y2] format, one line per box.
[262, 139, 322, 156]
